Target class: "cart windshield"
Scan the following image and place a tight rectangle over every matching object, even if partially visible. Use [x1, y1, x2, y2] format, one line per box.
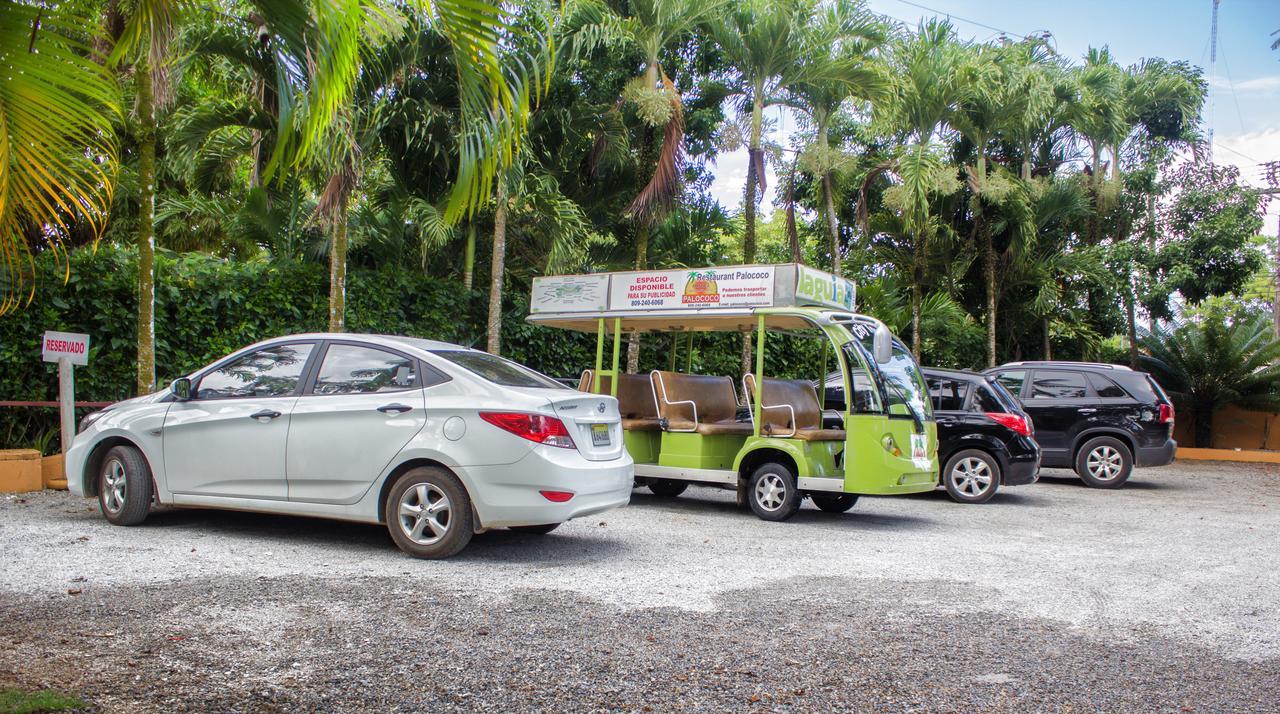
[849, 337, 932, 422]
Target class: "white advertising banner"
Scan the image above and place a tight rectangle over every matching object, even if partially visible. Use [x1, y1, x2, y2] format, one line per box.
[609, 266, 775, 310]
[530, 274, 610, 313]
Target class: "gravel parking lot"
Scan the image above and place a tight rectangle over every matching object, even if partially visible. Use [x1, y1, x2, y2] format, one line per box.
[2, 460, 1278, 711]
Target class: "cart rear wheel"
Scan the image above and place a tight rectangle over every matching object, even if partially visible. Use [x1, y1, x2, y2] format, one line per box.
[747, 462, 801, 522]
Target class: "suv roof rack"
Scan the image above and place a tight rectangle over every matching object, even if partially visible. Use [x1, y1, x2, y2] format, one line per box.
[998, 360, 1132, 371]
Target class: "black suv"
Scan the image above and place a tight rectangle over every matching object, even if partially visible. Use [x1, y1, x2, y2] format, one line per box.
[924, 368, 1040, 503]
[820, 368, 1040, 504]
[984, 362, 1176, 488]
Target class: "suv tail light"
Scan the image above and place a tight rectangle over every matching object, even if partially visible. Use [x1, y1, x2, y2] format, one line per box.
[479, 412, 576, 449]
[1158, 403, 1174, 424]
[985, 412, 1031, 437]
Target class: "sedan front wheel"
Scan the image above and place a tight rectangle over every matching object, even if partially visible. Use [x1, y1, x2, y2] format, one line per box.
[98, 445, 154, 526]
[385, 467, 474, 558]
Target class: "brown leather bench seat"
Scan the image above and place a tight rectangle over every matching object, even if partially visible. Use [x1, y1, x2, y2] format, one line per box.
[650, 370, 754, 436]
[743, 374, 846, 442]
[578, 370, 662, 431]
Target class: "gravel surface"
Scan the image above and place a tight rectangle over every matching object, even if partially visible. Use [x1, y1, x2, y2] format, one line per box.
[1, 460, 1277, 711]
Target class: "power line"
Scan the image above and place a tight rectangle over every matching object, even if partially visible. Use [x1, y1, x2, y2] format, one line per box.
[882, 0, 1020, 38]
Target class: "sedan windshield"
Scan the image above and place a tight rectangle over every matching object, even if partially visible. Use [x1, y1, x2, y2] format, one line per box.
[431, 350, 566, 389]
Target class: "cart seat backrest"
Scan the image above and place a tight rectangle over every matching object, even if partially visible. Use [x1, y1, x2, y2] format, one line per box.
[650, 370, 740, 425]
[577, 370, 660, 420]
[743, 375, 824, 434]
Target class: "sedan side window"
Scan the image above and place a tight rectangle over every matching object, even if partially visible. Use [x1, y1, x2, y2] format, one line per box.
[1029, 371, 1087, 399]
[993, 370, 1026, 398]
[196, 343, 314, 400]
[313, 344, 418, 395]
[927, 378, 967, 411]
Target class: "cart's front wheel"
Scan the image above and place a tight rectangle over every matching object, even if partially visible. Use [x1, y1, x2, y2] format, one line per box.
[747, 462, 801, 522]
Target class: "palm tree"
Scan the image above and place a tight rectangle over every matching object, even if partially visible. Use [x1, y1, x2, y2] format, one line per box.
[1139, 310, 1280, 448]
[786, 0, 888, 277]
[571, 0, 728, 370]
[861, 19, 965, 359]
[108, 0, 185, 394]
[0, 3, 119, 313]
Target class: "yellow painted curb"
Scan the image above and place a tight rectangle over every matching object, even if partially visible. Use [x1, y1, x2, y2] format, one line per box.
[0, 449, 43, 493]
[41, 454, 68, 490]
[1176, 447, 1280, 464]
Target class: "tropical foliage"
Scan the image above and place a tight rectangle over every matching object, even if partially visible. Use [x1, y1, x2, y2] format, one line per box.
[2, 0, 1274, 451]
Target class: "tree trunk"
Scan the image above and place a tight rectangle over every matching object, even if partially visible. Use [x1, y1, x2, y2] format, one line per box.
[627, 223, 650, 373]
[327, 207, 349, 332]
[486, 179, 509, 355]
[1042, 317, 1052, 360]
[742, 99, 763, 375]
[135, 61, 157, 395]
[1124, 286, 1139, 368]
[982, 220, 996, 368]
[784, 161, 801, 264]
[911, 236, 923, 362]
[823, 173, 840, 276]
[463, 224, 476, 290]
[1193, 404, 1213, 448]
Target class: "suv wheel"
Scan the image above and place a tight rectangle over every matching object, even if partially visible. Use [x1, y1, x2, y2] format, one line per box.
[385, 467, 474, 558]
[747, 462, 801, 522]
[1075, 436, 1133, 488]
[942, 449, 1001, 504]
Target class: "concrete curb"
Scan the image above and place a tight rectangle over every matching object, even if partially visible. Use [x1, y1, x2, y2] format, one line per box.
[1176, 447, 1280, 464]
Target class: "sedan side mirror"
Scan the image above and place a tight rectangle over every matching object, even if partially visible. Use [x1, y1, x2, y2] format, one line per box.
[170, 377, 192, 401]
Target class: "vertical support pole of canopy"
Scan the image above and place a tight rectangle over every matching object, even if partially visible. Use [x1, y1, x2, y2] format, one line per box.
[610, 318, 621, 397]
[593, 318, 605, 393]
[685, 333, 694, 374]
[753, 315, 765, 437]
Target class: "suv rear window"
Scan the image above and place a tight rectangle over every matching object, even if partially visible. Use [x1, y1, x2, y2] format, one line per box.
[431, 350, 565, 389]
[1029, 371, 1087, 399]
[1085, 372, 1128, 398]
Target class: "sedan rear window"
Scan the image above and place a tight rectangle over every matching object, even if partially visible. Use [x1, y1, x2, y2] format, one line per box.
[431, 350, 566, 389]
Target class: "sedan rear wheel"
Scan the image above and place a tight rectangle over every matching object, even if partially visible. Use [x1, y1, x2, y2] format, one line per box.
[385, 467, 473, 558]
[942, 449, 1000, 504]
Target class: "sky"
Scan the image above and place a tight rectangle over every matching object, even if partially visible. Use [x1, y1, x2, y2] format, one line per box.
[706, 0, 1280, 234]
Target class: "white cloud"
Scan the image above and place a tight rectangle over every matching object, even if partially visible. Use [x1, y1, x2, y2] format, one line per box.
[1215, 128, 1280, 237]
[1209, 75, 1280, 93]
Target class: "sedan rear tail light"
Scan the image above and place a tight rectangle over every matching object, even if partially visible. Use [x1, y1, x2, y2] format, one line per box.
[985, 412, 1031, 437]
[479, 412, 576, 449]
[1158, 403, 1174, 424]
[540, 490, 574, 502]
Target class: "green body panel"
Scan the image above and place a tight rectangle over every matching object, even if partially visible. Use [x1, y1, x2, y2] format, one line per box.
[658, 431, 747, 470]
[623, 429, 660, 465]
[842, 414, 938, 495]
[733, 437, 842, 479]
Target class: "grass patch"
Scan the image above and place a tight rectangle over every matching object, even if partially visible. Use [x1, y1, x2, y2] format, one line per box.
[0, 688, 86, 713]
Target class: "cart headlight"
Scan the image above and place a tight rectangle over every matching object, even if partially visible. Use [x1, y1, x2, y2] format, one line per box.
[78, 410, 108, 434]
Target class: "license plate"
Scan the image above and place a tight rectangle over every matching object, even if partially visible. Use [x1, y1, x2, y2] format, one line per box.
[590, 423, 611, 447]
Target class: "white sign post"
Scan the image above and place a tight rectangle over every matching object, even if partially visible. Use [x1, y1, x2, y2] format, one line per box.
[42, 331, 90, 457]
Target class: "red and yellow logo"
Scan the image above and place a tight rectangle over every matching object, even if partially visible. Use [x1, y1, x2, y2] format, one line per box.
[682, 272, 719, 304]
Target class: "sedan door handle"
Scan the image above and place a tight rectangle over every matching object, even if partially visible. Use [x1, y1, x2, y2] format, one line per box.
[937, 418, 957, 426]
[1078, 408, 1097, 414]
[377, 403, 413, 414]
[249, 410, 282, 420]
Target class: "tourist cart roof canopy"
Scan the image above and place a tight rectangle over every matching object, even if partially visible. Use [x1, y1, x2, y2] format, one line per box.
[526, 264, 858, 333]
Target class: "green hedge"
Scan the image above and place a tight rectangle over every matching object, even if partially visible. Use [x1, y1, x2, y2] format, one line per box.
[4, 247, 827, 452]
